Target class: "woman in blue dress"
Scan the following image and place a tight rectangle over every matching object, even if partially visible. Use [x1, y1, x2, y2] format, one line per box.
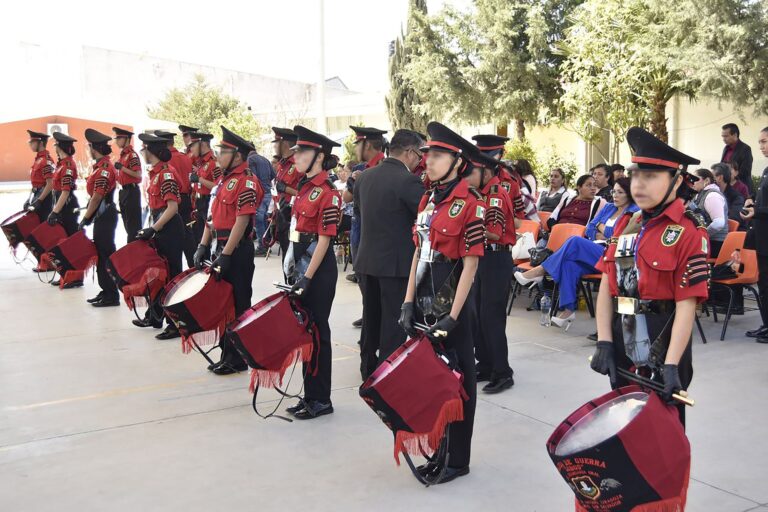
[515, 177, 638, 330]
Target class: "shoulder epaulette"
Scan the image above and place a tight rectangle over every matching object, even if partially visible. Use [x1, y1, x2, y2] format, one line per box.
[468, 187, 483, 200]
[684, 209, 707, 229]
[490, 184, 498, 194]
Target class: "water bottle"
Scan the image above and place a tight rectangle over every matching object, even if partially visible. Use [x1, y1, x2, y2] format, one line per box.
[540, 294, 552, 326]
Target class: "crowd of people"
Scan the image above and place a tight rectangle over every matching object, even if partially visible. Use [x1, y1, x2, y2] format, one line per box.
[11, 118, 768, 492]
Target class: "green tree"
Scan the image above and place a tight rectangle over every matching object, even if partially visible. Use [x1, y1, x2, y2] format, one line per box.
[147, 74, 266, 146]
[403, 0, 581, 139]
[386, 0, 431, 133]
[558, 0, 768, 148]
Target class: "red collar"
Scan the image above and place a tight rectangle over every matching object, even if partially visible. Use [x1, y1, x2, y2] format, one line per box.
[280, 155, 295, 165]
[121, 145, 134, 156]
[308, 170, 329, 186]
[170, 147, 179, 155]
[480, 175, 500, 195]
[58, 156, 74, 166]
[649, 198, 685, 224]
[94, 156, 111, 169]
[201, 151, 215, 164]
[365, 152, 385, 169]
[224, 162, 248, 177]
[37, 150, 48, 158]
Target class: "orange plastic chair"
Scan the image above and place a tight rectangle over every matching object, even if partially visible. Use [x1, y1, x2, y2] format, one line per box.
[709, 232, 757, 340]
[513, 219, 541, 266]
[727, 219, 739, 233]
[538, 211, 551, 232]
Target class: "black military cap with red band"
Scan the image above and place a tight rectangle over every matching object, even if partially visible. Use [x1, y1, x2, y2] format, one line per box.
[27, 130, 50, 143]
[178, 125, 199, 135]
[112, 127, 134, 138]
[291, 125, 341, 152]
[217, 125, 255, 155]
[419, 121, 475, 155]
[271, 127, 298, 143]
[350, 126, 387, 143]
[626, 126, 700, 181]
[471, 134, 509, 155]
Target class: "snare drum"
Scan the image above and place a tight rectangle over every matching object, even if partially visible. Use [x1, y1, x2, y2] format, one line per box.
[48, 231, 97, 275]
[225, 291, 316, 392]
[107, 240, 169, 310]
[161, 268, 235, 353]
[1, 210, 40, 249]
[24, 222, 67, 268]
[547, 386, 690, 511]
[359, 335, 468, 465]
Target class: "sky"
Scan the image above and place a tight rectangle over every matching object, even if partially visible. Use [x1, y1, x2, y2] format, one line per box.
[1, 0, 469, 93]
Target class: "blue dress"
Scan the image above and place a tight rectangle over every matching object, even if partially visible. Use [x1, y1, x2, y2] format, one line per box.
[543, 204, 638, 311]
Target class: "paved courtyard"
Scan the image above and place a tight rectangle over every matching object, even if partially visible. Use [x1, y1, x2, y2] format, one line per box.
[1, 191, 766, 511]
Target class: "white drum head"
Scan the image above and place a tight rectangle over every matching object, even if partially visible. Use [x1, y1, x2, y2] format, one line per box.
[164, 271, 209, 306]
[555, 392, 648, 456]
[2, 211, 27, 226]
[370, 340, 421, 386]
[236, 294, 284, 330]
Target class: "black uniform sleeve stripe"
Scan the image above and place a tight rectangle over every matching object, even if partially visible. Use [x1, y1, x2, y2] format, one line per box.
[212, 167, 222, 181]
[237, 188, 257, 209]
[95, 176, 109, 190]
[61, 175, 74, 186]
[161, 179, 179, 198]
[464, 220, 485, 247]
[42, 164, 54, 175]
[128, 156, 141, 170]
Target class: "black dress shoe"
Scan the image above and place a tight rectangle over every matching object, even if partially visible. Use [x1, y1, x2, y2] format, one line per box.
[352, 318, 363, 328]
[482, 375, 515, 394]
[587, 332, 598, 341]
[433, 465, 470, 484]
[746, 326, 768, 338]
[286, 398, 307, 415]
[87, 292, 104, 304]
[50, 279, 60, 286]
[345, 273, 358, 283]
[416, 460, 440, 477]
[92, 298, 120, 307]
[293, 400, 333, 420]
[756, 336, 768, 344]
[155, 326, 181, 340]
[132, 317, 163, 328]
[62, 280, 83, 289]
[211, 362, 248, 375]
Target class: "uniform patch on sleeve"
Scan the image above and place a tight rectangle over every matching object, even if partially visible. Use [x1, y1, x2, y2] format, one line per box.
[475, 205, 486, 219]
[163, 172, 173, 181]
[101, 170, 110, 177]
[245, 180, 254, 189]
[489, 198, 501, 208]
[65, 169, 73, 176]
[332, 196, 340, 206]
[661, 224, 684, 247]
[701, 236, 708, 254]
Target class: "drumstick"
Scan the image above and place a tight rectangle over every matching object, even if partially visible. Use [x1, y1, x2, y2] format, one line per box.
[273, 282, 302, 295]
[413, 322, 447, 338]
[587, 357, 695, 407]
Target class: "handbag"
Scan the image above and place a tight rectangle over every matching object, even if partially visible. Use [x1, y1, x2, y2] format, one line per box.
[528, 246, 553, 266]
[511, 231, 536, 260]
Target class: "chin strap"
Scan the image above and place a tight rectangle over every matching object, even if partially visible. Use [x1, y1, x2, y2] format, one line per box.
[644, 169, 682, 222]
[435, 153, 462, 185]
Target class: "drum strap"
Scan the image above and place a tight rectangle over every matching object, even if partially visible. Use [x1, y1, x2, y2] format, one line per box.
[251, 359, 306, 423]
[400, 430, 451, 487]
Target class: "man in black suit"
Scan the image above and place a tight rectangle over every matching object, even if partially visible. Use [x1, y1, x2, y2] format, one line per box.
[721, 123, 754, 195]
[354, 130, 426, 379]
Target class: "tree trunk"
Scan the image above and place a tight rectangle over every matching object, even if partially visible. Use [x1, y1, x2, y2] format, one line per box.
[649, 92, 668, 143]
[514, 118, 526, 140]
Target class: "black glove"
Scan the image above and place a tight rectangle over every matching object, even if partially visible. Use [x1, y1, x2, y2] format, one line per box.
[290, 275, 311, 297]
[47, 211, 60, 226]
[425, 315, 458, 344]
[194, 244, 210, 270]
[114, 162, 123, 171]
[189, 173, 200, 184]
[590, 341, 617, 386]
[398, 302, 418, 338]
[27, 199, 39, 212]
[136, 227, 156, 241]
[275, 181, 287, 193]
[661, 364, 682, 403]
[77, 215, 93, 231]
[211, 253, 231, 280]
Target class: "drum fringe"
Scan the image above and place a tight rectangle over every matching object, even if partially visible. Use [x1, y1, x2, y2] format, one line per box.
[122, 267, 168, 311]
[249, 342, 314, 393]
[394, 397, 464, 465]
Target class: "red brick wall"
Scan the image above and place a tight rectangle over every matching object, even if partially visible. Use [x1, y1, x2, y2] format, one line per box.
[0, 116, 133, 182]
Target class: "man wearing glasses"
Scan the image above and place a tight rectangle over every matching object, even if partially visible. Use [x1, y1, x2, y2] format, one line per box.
[353, 129, 426, 380]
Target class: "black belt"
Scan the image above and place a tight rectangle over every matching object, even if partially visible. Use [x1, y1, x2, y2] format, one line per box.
[431, 253, 458, 264]
[214, 228, 253, 241]
[614, 297, 675, 315]
[485, 243, 512, 252]
[151, 208, 166, 217]
[120, 183, 139, 190]
[292, 232, 318, 244]
[31, 187, 43, 193]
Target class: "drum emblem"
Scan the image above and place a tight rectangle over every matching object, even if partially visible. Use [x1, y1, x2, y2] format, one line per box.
[572, 476, 601, 500]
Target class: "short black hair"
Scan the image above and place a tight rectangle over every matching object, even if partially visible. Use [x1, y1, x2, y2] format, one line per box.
[711, 162, 731, 183]
[389, 129, 424, 156]
[610, 163, 625, 173]
[694, 168, 715, 183]
[614, 177, 633, 203]
[576, 174, 593, 188]
[590, 163, 610, 174]
[722, 123, 740, 137]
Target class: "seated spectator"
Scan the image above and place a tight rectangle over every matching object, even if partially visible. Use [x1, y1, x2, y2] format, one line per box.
[691, 168, 728, 257]
[547, 174, 606, 229]
[591, 163, 613, 201]
[712, 163, 745, 230]
[610, 163, 626, 182]
[537, 168, 569, 213]
[515, 178, 637, 330]
[728, 161, 751, 199]
[515, 158, 538, 196]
